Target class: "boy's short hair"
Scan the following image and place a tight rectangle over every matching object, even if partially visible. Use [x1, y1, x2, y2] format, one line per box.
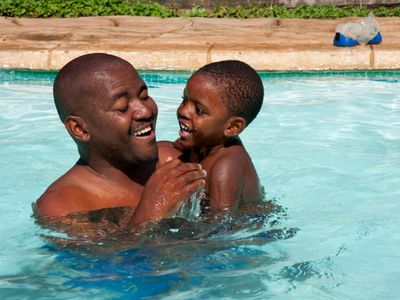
[195, 60, 264, 126]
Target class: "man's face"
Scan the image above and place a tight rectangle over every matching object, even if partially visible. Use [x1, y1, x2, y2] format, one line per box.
[82, 61, 158, 167]
[177, 73, 231, 149]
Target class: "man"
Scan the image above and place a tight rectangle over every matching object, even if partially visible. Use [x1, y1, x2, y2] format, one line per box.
[35, 53, 206, 229]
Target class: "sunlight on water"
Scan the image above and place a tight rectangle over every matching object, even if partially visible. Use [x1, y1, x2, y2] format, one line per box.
[1, 71, 399, 299]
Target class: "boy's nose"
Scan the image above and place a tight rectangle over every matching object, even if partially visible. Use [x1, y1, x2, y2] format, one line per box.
[177, 103, 190, 119]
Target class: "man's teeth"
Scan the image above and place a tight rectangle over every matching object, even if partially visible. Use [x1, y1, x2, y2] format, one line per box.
[132, 126, 151, 136]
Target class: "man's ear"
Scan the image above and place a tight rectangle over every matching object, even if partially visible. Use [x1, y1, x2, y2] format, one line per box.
[65, 115, 91, 142]
[224, 116, 246, 138]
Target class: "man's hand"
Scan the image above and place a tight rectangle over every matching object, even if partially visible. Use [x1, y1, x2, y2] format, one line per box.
[129, 159, 206, 229]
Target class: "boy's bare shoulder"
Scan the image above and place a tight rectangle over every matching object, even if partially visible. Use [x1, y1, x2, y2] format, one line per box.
[207, 144, 251, 175]
[219, 143, 251, 162]
[207, 144, 261, 206]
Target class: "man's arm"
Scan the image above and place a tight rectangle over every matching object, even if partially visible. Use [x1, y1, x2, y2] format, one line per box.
[129, 159, 206, 229]
[36, 158, 206, 229]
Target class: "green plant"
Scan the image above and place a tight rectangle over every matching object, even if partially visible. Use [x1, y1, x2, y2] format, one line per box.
[0, 1, 399, 19]
[0, 0, 178, 18]
[184, 4, 207, 17]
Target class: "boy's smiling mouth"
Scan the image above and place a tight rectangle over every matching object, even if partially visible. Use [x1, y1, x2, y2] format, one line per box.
[179, 121, 193, 136]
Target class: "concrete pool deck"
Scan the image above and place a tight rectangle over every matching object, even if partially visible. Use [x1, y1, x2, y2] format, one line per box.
[1, 16, 400, 71]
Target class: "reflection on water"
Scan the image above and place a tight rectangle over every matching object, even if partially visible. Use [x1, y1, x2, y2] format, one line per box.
[5, 72, 399, 298]
[32, 196, 298, 298]
[35, 196, 296, 256]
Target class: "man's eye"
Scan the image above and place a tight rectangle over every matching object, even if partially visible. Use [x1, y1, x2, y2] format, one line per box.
[139, 89, 149, 100]
[113, 97, 129, 112]
[115, 102, 128, 112]
[118, 105, 129, 112]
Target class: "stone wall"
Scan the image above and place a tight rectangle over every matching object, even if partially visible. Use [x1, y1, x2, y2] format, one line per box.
[156, 0, 400, 8]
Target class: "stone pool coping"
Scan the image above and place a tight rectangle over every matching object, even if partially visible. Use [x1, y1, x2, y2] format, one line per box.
[1, 16, 400, 71]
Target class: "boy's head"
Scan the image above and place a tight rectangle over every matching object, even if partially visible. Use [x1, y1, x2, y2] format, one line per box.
[195, 60, 264, 126]
[177, 60, 264, 149]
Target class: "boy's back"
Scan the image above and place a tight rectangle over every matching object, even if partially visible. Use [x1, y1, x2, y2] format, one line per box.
[158, 137, 262, 213]
[194, 138, 261, 212]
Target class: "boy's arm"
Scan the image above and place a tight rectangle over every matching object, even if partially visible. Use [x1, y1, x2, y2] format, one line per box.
[207, 155, 246, 212]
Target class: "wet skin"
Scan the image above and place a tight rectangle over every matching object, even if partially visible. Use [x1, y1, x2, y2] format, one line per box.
[83, 64, 159, 172]
[35, 54, 206, 230]
[159, 73, 261, 212]
[177, 73, 232, 150]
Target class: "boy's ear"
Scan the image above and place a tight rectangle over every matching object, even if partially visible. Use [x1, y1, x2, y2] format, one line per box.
[224, 116, 246, 138]
[64, 115, 91, 142]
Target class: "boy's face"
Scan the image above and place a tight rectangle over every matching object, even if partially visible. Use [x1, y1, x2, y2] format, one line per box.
[177, 73, 231, 149]
[81, 61, 158, 166]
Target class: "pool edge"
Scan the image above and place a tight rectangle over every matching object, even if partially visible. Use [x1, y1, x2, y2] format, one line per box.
[1, 16, 400, 71]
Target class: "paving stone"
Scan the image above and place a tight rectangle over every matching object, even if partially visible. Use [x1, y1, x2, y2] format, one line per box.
[0, 16, 399, 70]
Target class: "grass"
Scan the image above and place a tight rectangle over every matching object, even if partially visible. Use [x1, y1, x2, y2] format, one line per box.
[0, 0, 399, 19]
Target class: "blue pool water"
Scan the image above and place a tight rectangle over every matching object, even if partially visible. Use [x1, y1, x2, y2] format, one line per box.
[0, 70, 399, 299]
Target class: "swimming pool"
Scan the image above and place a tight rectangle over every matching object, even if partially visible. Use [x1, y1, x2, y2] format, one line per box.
[0, 70, 399, 299]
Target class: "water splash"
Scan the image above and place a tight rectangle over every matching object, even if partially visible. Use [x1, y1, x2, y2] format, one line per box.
[174, 188, 205, 221]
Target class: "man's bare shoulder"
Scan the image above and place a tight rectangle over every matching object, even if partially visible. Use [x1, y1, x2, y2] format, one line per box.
[157, 140, 176, 151]
[157, 140, 183, 165]
[35, 166, 98, 217]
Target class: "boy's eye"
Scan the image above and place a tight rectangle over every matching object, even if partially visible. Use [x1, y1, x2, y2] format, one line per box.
[181, 95, 188, 104]
[195, 106, 206, 116]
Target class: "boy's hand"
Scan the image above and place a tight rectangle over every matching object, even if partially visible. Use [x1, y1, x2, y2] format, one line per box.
[129, 159, 206, 229]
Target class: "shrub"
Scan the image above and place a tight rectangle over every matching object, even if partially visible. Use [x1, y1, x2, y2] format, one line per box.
[0, 0, 399, 19]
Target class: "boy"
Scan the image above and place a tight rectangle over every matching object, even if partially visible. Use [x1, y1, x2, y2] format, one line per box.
[159, 60, 264, 213]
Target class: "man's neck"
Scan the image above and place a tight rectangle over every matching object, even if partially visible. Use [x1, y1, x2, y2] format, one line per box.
[76, 157, 157, 186]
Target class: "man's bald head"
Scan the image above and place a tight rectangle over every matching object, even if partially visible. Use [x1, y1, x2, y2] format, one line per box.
[53, 53, 135, 122]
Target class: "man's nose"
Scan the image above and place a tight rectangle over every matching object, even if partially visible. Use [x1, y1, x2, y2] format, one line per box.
[130, 99, 154, 120]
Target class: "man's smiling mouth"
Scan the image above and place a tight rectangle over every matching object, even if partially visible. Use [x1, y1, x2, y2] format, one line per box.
[130, 125, 153, 137]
